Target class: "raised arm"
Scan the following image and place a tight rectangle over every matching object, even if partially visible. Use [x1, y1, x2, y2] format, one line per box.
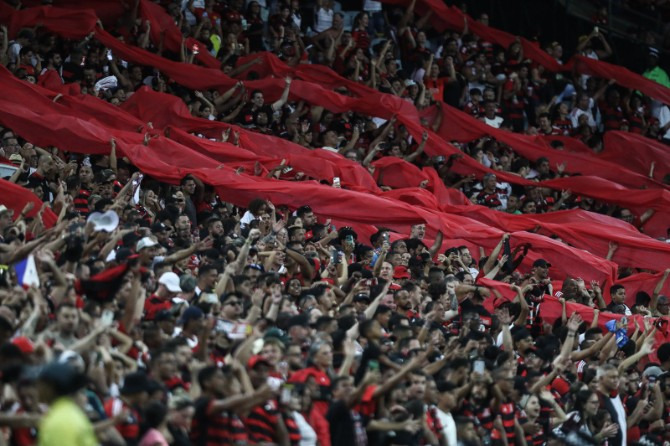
[271, 77, 292, 111]
[650, 269, 670, 315]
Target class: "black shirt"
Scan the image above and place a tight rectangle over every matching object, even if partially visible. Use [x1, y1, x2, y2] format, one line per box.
[327, 400, 367, 446]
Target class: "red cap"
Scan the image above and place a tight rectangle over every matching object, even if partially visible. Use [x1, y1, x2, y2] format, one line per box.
[393, 266, 411, 279]
[247, 355, 272, 369]
[12, 336, 34, 355]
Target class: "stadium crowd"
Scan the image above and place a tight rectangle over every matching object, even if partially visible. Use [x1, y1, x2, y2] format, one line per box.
[0, 0, 670, 445]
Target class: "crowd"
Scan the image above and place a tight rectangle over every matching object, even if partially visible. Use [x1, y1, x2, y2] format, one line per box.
[0, 0, 670, 445]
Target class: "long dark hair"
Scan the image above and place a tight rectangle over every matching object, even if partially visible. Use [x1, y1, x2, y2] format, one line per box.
[573, 389, 596, 417]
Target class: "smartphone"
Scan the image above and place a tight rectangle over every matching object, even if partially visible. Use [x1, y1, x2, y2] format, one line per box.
[382, 232, 390, 243]
[333, 250, 343, 265]
[474, 360, 485, 374]
[332, 177, 341, 187]
[280, 383, 293, 404]
[101, 309, 114, 326]
[368, 359, 379, 372]
[620, 316, 628, 325]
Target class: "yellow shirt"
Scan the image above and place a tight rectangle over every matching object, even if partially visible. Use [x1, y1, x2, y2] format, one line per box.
[38, 397, 98, 446]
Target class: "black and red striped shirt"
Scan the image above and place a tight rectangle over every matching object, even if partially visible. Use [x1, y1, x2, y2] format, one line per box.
[191, 397, 248, 446]
[73, 187, 91, 216]
[246, 400, 282, 444]
[491, 401, 518, 445]
[104, 397, 141, 445]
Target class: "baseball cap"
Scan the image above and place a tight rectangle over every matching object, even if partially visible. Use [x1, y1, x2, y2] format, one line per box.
[9, 154, 23, 164]
[0, 205, 14, 216]
[159, 272, 182, 293]
[642, 365, 664, 379]
[353, 293, 371, 303]
[247, 355, 272, 369]
[151, 222, 168, 233]
[532, 259, 551, 268]
[136, 237, 158, 251]
[178, 306, 204, 325]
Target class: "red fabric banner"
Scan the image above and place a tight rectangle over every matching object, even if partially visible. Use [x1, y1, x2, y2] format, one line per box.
[1, 3, 670, 312]
[0, 178, 58, 227]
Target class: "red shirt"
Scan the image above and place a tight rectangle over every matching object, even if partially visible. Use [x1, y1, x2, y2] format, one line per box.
[143, 294, 173, 320]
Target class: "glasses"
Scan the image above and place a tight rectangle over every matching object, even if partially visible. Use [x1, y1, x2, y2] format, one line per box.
[226, 301, 242, 306]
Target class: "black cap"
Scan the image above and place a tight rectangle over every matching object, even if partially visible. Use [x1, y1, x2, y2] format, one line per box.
[353, 293, 371, 303]
[532, 259, 551, 268]
[151, 222, 168, 233]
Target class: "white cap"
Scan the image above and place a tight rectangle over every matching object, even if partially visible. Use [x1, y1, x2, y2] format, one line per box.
[0, 205, 13, 215]
[87, 210, 119, 233]
[136, 237, 158, 251]
[159, 272, 182, 293]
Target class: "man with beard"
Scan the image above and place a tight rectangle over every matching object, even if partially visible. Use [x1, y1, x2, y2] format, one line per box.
[296, 205, 318, 232]
[205, 216, 225, 241]
[38, 50, 63, 84]
[173, 214, 193, 245]
[393, 288, 413, 316]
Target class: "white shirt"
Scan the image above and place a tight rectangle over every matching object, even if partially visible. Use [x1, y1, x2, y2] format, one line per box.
[436, 408, 457, 446]
[658, 105, 670, 140]
[484, 115, 504, 129]
[315, 7, 333, 33]
[294, 411, 317, 446]
[240, 210, 257, 228]
[610, 395, 627, 446]
[569, 98, 596, 129]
